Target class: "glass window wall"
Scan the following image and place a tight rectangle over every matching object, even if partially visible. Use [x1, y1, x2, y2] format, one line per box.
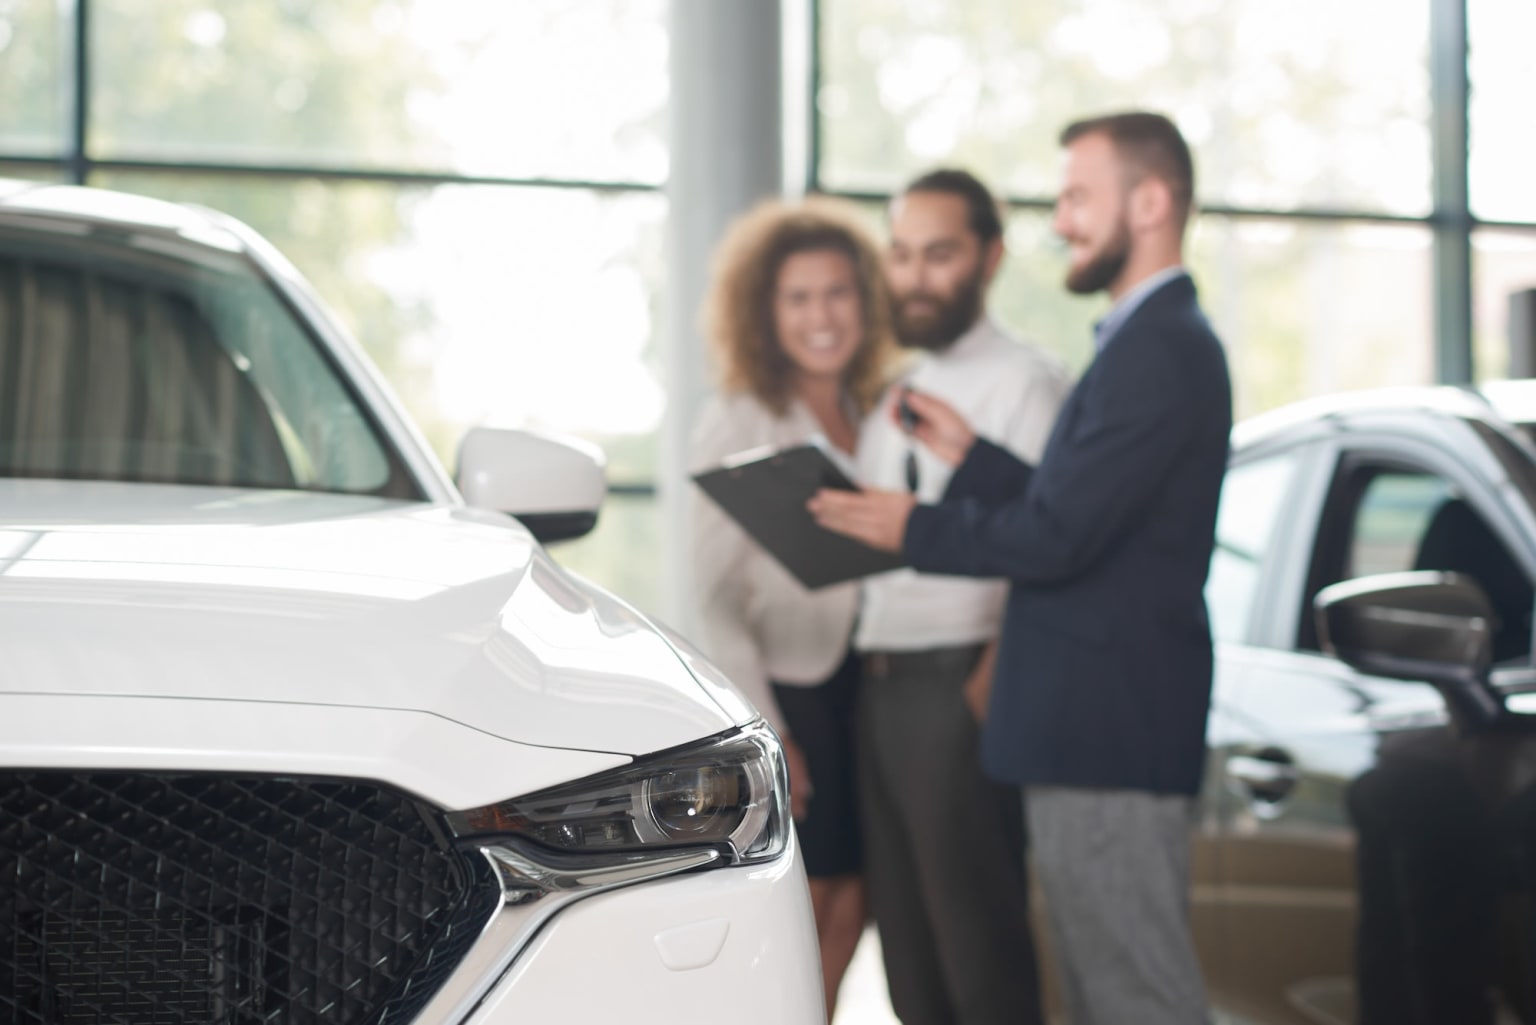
[1474, 230, 1536, 382]
[1469, 0, 1536, 225]
[91, 0, 668, 183]
[0, 0, 68, 156]
[820, 0, 1432, 216]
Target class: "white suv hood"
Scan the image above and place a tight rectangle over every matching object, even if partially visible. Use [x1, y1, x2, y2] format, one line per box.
[0, 481, 744, 770]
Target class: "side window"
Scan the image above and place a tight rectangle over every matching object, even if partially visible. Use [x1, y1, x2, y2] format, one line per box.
[1207, 451, 1301, 644]
[1309, 464, 1534, 664]
[1347, 472, 1452, 577]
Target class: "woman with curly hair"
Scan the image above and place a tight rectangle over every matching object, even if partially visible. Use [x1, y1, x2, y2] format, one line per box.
[689, 196, 897, 1016]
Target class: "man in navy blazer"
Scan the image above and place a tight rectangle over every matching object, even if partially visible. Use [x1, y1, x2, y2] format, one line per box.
[811, 111, 1230, 1025]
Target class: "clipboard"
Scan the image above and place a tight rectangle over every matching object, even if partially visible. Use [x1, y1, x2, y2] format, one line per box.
[692, 443, 907, 590]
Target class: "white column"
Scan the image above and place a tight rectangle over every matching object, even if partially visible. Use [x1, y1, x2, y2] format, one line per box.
[660, 0, 784, 635]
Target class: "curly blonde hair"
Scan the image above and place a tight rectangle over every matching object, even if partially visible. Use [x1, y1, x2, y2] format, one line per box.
[703, 196, 897, 416]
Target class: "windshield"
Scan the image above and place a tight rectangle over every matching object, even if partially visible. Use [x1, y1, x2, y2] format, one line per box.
[0, 217, 419, 497]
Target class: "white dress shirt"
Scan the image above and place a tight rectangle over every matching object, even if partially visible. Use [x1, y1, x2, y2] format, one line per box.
[688, 391, 861, 734]
[855, 316, 1071, 652]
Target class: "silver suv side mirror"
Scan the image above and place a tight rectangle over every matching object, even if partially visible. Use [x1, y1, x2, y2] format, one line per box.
[456, 427, 607, 542]
[1315, 570, 1502, 729]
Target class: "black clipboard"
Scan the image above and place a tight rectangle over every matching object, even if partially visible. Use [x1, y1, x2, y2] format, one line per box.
[693, 443, 907, 590]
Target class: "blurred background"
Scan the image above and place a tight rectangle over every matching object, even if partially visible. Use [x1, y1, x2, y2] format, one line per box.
[3, 0, 1533, 625]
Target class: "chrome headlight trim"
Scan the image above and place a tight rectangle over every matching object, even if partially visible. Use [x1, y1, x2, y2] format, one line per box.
[408, 841, 720, 1025]
[482, 840, 723, 906]
[410, 722, 790, 1024]
[445, 720, 790, 866]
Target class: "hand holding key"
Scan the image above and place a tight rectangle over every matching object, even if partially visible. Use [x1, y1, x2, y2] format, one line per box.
[893, 387, 977, 468]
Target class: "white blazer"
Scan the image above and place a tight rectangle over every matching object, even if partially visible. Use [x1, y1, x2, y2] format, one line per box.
[687, 391, 860, 735]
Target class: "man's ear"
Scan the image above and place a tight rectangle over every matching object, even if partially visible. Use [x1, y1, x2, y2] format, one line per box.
[981, 236, 1005, 285]
[1129, 177, 1174, 234]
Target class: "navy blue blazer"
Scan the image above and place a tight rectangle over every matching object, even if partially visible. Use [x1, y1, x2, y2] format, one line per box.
[904, 274, 1231, 795]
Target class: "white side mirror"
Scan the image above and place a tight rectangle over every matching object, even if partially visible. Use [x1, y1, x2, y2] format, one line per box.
[456, 427, 607, 542]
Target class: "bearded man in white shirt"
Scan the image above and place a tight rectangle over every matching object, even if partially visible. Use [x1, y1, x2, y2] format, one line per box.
[855, 169, 1069, 1025]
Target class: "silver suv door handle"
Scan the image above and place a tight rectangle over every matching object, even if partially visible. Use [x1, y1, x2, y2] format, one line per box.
[1227, 752, 1299, 803]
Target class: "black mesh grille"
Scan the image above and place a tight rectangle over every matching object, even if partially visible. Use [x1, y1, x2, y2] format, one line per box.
[0, 772, 499, 1025]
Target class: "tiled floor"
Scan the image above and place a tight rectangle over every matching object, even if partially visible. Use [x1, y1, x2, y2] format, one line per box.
[830, 927, 899, 1025]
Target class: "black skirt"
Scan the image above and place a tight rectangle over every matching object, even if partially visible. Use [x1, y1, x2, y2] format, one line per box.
[772, 649, 862, 878]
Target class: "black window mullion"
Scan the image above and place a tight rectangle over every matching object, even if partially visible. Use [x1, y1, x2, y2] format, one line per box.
[69, 0, 89, 185]
[1429, 0, 1473, 384]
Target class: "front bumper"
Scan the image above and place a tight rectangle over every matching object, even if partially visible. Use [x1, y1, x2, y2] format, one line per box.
[457, 838, 823, 1023]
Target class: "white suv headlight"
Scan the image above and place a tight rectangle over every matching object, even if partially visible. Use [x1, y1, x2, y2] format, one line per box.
[447, 722, 790, 869]
[404, 724, 796, 1022]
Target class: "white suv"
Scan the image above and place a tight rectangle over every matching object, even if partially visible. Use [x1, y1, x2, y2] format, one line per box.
[0, 179, 821, 1025]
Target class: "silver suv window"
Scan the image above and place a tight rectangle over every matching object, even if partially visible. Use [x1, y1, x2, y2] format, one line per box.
[0, 220, 414, 497]
[1207, 449, 1303, 644]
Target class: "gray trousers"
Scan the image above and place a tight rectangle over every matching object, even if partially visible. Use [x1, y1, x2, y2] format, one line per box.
[859, 646, 1044, 1025]
[1026, 787, 1209, 1025]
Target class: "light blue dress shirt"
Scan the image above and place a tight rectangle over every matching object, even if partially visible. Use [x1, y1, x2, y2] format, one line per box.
[1092, 265, 1189, 353]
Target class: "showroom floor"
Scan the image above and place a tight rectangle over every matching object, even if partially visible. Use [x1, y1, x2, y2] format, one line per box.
[832, 928, 898, 1025]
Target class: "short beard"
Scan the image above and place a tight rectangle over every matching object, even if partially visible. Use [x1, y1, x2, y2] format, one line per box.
[892, 268, 985, 353]
[1065, 221, 1131, 296]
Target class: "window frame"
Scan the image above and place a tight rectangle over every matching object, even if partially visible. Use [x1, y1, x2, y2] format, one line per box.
[1298, 439, 1536, 659]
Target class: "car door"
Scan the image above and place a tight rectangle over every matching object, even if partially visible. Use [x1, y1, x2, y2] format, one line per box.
[1198, 435, 1375, 1025]
[1203, 426, 1536, 1025]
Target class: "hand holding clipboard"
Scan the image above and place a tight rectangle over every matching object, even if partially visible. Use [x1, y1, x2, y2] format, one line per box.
[692, 444, 907, 590]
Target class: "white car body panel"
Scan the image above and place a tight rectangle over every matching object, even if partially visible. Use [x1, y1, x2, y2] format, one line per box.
[0, 695, 629, 812]
[0, 479, 741, 759]
[468, 849, 823, 1023]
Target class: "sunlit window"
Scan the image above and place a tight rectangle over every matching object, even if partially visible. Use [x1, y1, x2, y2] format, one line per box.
[1470, 0, 1536, 224]
[813, 0, 1536, 427]
[91, 0, 668, 183]
[1474, 231, 1536, 382]
[1191, 218, 1434, 417]
[820, 0, 1432, 216]
[0, 0, 67, 156]
[0, 163, 65, 183]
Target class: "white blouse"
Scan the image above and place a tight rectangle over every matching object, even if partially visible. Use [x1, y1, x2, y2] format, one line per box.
[687, 391, 861, 735]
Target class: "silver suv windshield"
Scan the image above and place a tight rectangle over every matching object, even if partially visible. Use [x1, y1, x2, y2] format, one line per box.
[0, 216, 419, 498]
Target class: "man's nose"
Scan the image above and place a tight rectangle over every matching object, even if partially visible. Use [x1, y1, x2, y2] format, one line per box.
[885, 266, 914, 297]
[1050, 202, 1070, 237]
[905, 261, 935, 293]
